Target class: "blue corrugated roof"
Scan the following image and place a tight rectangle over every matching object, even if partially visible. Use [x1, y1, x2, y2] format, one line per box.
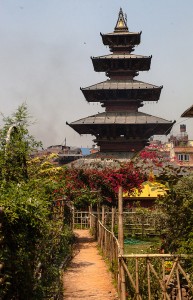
[81, 148, 90, 156]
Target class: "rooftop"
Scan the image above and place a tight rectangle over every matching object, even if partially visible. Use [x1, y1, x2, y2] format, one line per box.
[81, 79, 162, 91]
[181, 105, 193, 117]
[92, 54, 151, 59]
[69, 111, 173, 126]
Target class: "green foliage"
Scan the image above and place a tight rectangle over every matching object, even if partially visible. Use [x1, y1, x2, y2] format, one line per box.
[0, 103, 42, 182]
[0, 182, 74, 299]
[157, 174, 193, 255]
[73, 189, 99, 210]
[0, 104, 74, 299]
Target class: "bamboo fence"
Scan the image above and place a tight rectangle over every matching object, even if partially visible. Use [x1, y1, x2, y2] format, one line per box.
[88, 203, 193, 300]
[97, 220, 120, 282]
[73, 209, 166, 236]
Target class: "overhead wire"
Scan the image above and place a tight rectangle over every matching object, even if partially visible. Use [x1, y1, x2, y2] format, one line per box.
[164, 117, 190, 136]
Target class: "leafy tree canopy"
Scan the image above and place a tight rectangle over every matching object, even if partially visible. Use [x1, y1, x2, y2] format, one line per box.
[0, 103, 42, 182]
[158, 174, 193, 254]
[0, 104, 73, 299]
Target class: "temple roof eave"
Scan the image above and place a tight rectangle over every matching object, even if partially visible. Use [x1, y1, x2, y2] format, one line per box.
[81, 80, 162, 91]
[67, 122, 174, 137]
[68, 112, 174, 127]
[82, 90, 161, 103]
[91, 54, 152, 72]
[181, 105, 193, 117]
[91, 54, 151, 60]
[81, 80, 162, 101]
[100, 31, 142, 46]
[100, 31, 142, 37]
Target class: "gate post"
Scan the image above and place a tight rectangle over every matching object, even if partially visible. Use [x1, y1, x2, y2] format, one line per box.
[118, 186, 126, 300]
[102, 205, 105, 225]
[111, 206, 115, 233]
[89, 205, 92, 228]
[72, 206, 75, 229]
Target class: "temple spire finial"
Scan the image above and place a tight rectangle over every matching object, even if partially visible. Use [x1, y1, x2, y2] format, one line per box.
[114, 7, 128, 32]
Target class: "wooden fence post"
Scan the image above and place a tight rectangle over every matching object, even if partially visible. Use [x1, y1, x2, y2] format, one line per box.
[136, 257, 140, 300]
[118, 186, 126, 300]
[102, 205, 105, 225]
[111, 206, 115, 233]
[97, 203, 100, 244]
[89, 205, 92, 228]
[72, 207, 75, 229]
[97, 203, 100, 221]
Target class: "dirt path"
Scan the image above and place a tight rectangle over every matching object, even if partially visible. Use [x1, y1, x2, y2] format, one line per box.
[63, 229, 119, 299]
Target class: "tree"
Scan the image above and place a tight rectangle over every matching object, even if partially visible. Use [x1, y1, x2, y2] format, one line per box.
[0, 103, 42, 182]
[0, 104, 74, 299]
[60, 162, 145, 208]
[158, 174, 193, 254]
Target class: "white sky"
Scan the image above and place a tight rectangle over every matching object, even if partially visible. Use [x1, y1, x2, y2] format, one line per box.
[0, 0, 193, 148]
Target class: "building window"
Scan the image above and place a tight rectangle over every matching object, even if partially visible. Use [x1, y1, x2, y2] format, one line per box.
[178, 154, 189, 161]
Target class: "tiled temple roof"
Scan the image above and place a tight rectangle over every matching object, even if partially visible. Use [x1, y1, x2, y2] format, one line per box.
[69, 111, 173, 126]
[92, 54, 151, 59]
[81, 79, 162, 91]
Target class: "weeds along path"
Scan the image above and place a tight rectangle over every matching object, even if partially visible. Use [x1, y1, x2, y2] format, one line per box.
[63, 229, 118, 300]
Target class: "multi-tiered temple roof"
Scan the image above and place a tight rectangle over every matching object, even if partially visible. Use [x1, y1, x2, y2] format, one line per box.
[67, 8, 174, 156]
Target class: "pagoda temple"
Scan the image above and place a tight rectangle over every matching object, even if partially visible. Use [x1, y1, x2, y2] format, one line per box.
[67, 8, 175, 157]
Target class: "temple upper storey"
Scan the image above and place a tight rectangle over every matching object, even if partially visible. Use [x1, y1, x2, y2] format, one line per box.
[91, 54, 152, 79]
[100, 8, 141, 54]
[81, 8, 157, 111]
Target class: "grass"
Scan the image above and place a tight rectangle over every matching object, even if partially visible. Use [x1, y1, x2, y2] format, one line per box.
[124, 236, 161, 254]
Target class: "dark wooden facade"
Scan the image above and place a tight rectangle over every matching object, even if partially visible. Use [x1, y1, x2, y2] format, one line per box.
[68, 8, 174, 153]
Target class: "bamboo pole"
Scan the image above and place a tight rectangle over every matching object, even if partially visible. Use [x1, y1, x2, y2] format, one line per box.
[97, 203, 100, 243]
[72, 207, 75, 229]
[136, 258, 140, 300]
[111, 206, 115, 233]
[81, 212, 82, 229]
[121, 254, 193, 258]
[165, 259, 178, 287]
[147, 259, 151, 300]
[162, 258, 166, 300]
[98, 222, 101, 245]
[118, 186, 124, 255]
[102, 205, 105, 225]
[104, 229, 107, 256]
[118, 258, 121, 296]
[97, 203, 100, 220]
[94, 214, 97, 240]
[118, 186, 126, 300]
[176, 265, 182, 300]
[121, 258, 137, 290]
[149, 263, 170, 300]
[177, 262, 193, 293]
[89, 205, 92, 228]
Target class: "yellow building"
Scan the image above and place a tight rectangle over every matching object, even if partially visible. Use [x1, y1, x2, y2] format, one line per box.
[123, 178, 168, 209]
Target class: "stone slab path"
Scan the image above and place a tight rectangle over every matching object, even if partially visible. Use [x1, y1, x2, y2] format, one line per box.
[63, 229, 119, 299]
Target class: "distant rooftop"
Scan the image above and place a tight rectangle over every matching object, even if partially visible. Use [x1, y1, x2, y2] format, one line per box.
[81, 148, 90, 156]
[181, 105, 193, 118]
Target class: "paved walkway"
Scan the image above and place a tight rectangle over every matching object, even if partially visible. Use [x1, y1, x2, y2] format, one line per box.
[63, 229, 119, 299]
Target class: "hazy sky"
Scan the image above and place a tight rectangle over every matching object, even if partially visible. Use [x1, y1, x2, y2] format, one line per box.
[0, 0, 193, 148]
